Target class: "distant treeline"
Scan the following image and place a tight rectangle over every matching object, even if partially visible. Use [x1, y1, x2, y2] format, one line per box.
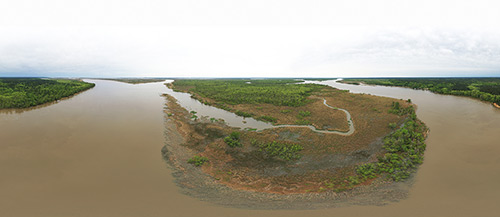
[343, 78, 500, 104]
[0, 78, 95, 109]
[103, 78, 166, 84]
[172, 79, 323, 107]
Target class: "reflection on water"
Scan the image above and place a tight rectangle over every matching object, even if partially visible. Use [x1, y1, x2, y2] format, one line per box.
[1, 79, 500, 217]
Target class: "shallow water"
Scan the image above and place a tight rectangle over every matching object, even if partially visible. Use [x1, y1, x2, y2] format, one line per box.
[163, 80, 273, 130]
[1, 79, 500, 217]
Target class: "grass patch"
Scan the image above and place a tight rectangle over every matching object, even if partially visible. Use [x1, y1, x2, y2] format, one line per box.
[297, 110, 311, 118]
[257, 141, 304, 161]
[280, 109, 292, 113]
[294, 119, 311, 125]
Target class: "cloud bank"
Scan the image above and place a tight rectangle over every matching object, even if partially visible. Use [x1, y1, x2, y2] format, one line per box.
[1, 0, 500, 77]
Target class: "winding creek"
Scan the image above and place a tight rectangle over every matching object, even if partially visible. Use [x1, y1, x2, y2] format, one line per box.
[266, 98, 354, 135]
[163, 80, 355, 135]
[1, 79, 500, 217]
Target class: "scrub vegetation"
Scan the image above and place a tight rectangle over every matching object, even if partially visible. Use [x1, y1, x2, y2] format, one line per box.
[256, 141, 304, 161]
[0, 78, 95, 109]
[172, 79, 322, 107]
[341, 78, 500, 105]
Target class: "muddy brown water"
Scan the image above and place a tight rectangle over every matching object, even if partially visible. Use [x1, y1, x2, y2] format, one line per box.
[1, 79, 500, 217]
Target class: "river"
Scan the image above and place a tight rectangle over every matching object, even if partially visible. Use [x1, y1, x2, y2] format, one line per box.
[1, 79, 499, 217]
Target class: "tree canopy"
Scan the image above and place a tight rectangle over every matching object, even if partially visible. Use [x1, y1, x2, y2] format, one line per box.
[0, 78, 95, 109]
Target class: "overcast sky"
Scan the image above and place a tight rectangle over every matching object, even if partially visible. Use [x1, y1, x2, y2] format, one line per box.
[1, 0, 500, 78]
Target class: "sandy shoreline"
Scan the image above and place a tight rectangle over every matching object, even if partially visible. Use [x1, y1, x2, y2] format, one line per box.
[161, 95, 415, 209]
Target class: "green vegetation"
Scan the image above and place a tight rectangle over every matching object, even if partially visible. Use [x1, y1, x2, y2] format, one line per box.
[356, 163, 378, 179]
[235, 110, 253, 117]
[388, 102, 414, 115]
[256, 141, 304, 161]
[388, 123, 397, 129]
[355, 106, 427, 181]
[257, 115, 277, 123]
[0, 78, 95, 109]
[280, 109, 292, 113]
[224, 131, 242, 148]
[297, 110, 311, 117]
[188, 155, 209, 166]
[172, 79, 323, 107]
[343, 78, 500, 104]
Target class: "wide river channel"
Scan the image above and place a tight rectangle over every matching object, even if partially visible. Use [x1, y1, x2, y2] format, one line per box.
[1, 79, 499, 217]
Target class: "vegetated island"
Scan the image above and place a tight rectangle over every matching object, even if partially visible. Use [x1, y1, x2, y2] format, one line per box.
[340, 78, 500, 108]
[0, 78, 95, 109]
[102, 78, 167, 84]
[162, 79, 428, 208]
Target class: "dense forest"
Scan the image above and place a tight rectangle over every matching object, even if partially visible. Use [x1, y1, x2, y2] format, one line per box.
[0, 78, 95, 109]
[342, 78, 500, 104]
[172, 79, 323, 107]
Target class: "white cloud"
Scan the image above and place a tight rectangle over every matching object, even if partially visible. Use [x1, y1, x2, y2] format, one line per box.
[1, 1, 500, 77]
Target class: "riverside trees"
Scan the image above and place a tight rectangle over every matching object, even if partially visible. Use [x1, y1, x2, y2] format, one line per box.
[0, 78, 95, 109]
[343, 78, 500, 105]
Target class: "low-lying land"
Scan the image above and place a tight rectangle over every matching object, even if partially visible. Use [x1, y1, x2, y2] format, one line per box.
[0, 78, 95, 109]
[341, 78, 500, 107]
[162, 79, 427, 197]
[104, 78, 167, 84]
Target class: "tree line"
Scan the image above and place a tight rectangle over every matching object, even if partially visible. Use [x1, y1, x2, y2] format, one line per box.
[0, 78, 95, 109]
[343, 78, 500, 104]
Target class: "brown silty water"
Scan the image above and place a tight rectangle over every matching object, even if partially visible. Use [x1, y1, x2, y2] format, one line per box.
[1, 79, 499, 217]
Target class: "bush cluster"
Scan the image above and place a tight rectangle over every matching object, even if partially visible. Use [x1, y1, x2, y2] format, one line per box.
[224, 131, 242, 147]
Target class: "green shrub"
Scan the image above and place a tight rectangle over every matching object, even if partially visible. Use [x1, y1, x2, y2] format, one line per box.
[257, 115, 277, 123]
[235, 110, 253, 117]
[280, 109, 292, 113]
[224, 131, 242, 147]
[188, 155, 209, 166]
[388, 123, 397, 129]
[356, 163, 377, 179]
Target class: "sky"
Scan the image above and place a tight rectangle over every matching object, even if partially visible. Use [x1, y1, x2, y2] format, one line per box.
[1, 0, 500, 78]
